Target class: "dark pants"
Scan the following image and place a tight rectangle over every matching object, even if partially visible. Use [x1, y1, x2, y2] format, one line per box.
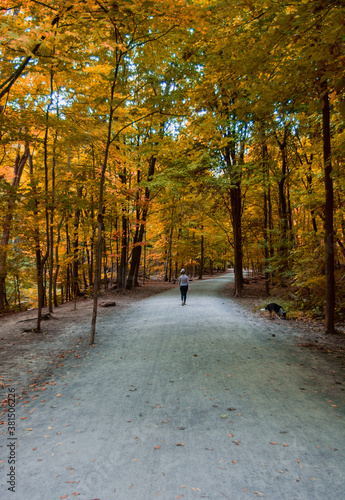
[180, 285, 188, 303]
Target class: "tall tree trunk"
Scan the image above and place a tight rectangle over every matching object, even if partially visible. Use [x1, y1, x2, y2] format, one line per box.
[262, 137, 270, 296]
[72, 186, 82, 300]
[322, 84, 335, 334]
[90, 167, 109, 344]
[90, 59, 120, 343]
[29, 150, 48, 332]
[117, 212, 128, 289]
[127, 169, 142, 290]
[0, 143, 30, 311]
[35, 70, 55, 329]
[36, 123, 51, 330]
[225, 144, 243, 297]
[65, 223, 71, 302]
[230, 184, 243, 296]
[48, 155, 55, 313]
[164, 223, 174, 282]
[53, 215, 64, 307]
[306, 162, 318, 232]
[127, 155, 156, 289]
[117, 168, 128, 290]
[198, 228, 204, 280]
[276, 129, 289, 276]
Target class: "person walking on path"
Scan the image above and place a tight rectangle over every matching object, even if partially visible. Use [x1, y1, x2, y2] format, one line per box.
[178, 268, 190, 306]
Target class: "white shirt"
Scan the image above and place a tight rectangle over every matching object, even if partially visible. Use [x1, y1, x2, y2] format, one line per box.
[178, 274, 189, 286]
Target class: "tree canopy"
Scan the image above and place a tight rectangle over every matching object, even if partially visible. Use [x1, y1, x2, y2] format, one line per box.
[1, 0, 344, 338]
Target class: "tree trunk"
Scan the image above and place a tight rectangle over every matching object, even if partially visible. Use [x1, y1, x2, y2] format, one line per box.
[276, 129, 289, 276]
[306, 163, 318, 232]
[72, 187, 82, 299]
[0, 143, 30, 311]
[230, 184, 243, 296]
[29, 150, 48, 332]
[53, 215, 64, 307]
[198, 229, 204, 280]
[48, 155, 56, 313]
[262, 138, 270, 296]
[90, 82, 117, 343]
[322, 85, 335, 334]
[117, 212, 128, 289]
[35, 244, 44, 332]
[65, 223, 71, 302]
[127, 156, 156, 289]
[35, 76, 53, 330]
[225, 144, 243, 297]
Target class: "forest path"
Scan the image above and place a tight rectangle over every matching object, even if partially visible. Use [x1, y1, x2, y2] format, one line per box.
[4, 274, 345, 500]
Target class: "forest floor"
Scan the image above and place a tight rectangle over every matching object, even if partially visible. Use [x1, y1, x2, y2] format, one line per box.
[1, 271, 344, 499]
[228, 274, 345, 363]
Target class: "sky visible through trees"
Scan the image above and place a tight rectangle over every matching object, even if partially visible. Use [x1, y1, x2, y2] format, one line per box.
[0, 0, 344, 337]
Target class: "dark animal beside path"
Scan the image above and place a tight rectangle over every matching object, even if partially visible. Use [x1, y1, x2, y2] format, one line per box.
[261, 303, 287, 319]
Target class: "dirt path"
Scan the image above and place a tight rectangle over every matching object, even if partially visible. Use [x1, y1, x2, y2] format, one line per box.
[1, 274, 344, 499]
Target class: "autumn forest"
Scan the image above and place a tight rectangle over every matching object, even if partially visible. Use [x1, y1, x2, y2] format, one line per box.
[1, 0, 344, 340]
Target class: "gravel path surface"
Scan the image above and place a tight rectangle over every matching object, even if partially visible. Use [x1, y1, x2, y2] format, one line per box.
[2, 274, 344, 499]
